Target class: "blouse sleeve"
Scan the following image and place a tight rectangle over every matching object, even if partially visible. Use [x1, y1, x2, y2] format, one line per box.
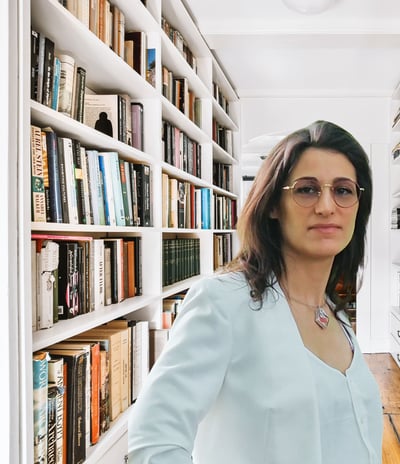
[127, 277, 234, 463]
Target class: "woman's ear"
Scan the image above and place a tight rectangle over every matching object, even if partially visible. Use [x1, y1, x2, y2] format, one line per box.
[269, 207, 279, 220]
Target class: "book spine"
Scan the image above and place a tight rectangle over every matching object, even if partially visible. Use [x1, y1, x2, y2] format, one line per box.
[33, 352, 49, 464]
[51, 56, 61, 111]
[31, 29, 40, 101]
[58, 54, 75, 117]
[44, 130, 63, 223]
[47, 385, 58, 464]
[56, 137, 70, 223]
[30, 125, 47, 222]
[98, 153, 116, 226]
[72, 139, 86, 224]
[48, 358, 64, 464]
[110, 153, 126, 226]
[42, 37, 55, 107]
[74, 66, 86, 123]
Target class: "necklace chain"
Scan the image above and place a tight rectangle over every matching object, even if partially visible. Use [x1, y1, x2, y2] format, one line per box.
[281, 287, 330, 330]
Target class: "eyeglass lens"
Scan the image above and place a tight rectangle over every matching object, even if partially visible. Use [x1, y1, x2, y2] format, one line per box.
[292, 178, 360, 207]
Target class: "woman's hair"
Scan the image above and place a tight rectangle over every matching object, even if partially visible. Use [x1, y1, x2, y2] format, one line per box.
[228, 120, 372, 313]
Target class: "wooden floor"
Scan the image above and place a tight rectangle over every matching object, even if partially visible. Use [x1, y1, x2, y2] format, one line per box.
[364, 353, 400, 463]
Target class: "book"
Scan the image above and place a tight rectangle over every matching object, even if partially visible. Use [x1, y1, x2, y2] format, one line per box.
[57, 54, 76, 117]
[51, 56, 61, 111]
[131, 102, 144, 151]
[98, 153, 116, 226]
[132, 320, 149, 400]
[48, 348, 88, 464]
[73, 66, 86, 123]
[47, 385, 59, 464]
[149, 329, 169, 369]
[72, 328, 122, 421]
[85, 149, 106, 225]
[42, 128, 63, 223]
[124, 30, 147, 77]
[48, 357, 64, 464]
[31, 29, 40, 101]
[122, 160, 133, 226]
[33, 351, 49, 464]
[84, 94, 120, 140]
[35, 239, 59, 329]
[59, 137, 79, 224]
[104, 152, 126, 226]
[42, 36, 55, 107]
[57, 241, 80, 319]
[103, 238, 124, 303]
[133, 163, 151, 226]
[30, 125, 46, 222]
[146, 48, 156, 87]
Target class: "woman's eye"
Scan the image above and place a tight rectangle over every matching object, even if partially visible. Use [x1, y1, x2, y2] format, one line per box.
[335, 186, 354, 196]
[296, 185, 319, 195]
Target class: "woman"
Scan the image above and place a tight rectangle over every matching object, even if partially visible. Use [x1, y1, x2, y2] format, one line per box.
[128, 120, 383, 464]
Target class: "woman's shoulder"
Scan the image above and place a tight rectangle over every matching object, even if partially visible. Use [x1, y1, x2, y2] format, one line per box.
[193, 270, 250, 294]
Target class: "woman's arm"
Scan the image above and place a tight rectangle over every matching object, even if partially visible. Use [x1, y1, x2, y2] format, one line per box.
[128, 277, 234, 463]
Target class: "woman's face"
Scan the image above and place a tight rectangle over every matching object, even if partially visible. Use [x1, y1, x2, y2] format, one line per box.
[272, 147, 360, 263]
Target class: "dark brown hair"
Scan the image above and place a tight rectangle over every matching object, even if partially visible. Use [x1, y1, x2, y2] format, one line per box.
[228, 120, 372, 313]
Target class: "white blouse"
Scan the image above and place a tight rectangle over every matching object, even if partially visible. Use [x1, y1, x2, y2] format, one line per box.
[307, 324, 383, 464]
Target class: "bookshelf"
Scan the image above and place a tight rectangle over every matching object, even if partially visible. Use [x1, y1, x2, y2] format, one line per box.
[21, 0, 240, 462]
[390, 82, 400, 368]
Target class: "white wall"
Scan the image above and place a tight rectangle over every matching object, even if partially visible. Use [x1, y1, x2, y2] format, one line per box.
[240, 96, 391, 352]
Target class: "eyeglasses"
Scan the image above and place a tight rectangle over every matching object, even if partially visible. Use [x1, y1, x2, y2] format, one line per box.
[282, 177, 364, 208]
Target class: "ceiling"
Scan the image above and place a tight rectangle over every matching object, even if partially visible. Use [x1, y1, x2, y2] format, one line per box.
[183, 0, 400, 99]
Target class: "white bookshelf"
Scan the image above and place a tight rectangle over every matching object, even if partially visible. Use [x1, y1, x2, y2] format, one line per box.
[19, 0, 241, 462]
[389, 81, 400, 368]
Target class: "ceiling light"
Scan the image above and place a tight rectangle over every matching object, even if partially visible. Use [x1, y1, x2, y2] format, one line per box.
[282, 0, 337, 14]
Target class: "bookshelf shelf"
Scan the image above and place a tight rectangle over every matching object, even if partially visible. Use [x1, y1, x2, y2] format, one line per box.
[22, 0, 240, 462]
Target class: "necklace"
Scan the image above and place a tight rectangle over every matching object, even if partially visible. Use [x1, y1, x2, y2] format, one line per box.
[285, 293, 330, 330]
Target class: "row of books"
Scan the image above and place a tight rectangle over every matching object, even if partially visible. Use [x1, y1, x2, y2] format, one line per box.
[213, 233, 233, 271]
[58, 0, 152, 81]
[161, 16, 197, 73]
[84, 94, 144, 150]
[32, 25, 152, 135]
[391, 207, 400, 229]
[162, 120, 202, 177]
[31, 234, 142, 330]
[30, 125, 151, 226]
[162, 175, 213, 229]
[162, 65, 202, 126]
[213, 81, 231, 117]
[212, 118, 234, 155]
[162, 292, 187, 329]
[162, 237, 200, 287]
[31, 29, 86, 121]
[33, 318, 159, 464]
[213, 162, 233, 192]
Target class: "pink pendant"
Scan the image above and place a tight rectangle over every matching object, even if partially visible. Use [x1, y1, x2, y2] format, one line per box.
[315, 307, 329, 329]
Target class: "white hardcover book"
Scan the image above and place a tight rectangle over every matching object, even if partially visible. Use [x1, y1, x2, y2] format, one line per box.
[133, 321, 149, 399]
[37, 240, 59, 329]
[91, 239, 105, 311]
[58, 54, 75, 117]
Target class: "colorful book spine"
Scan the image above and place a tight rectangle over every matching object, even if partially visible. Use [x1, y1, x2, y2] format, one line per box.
[33, 351, 49, 464]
